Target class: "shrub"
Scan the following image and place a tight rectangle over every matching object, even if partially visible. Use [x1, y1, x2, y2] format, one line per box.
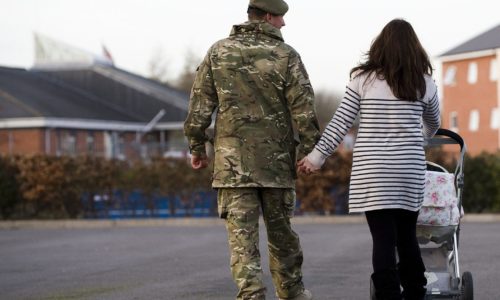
[14, 155, 81, 218]
[1, 150, 498, 219]
[0, 156, 21, 219]
[462, 152, 500, 213]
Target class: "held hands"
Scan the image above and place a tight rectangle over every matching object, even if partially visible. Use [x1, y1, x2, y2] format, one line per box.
[297, 148, 327, 175]
[191, 154, 209, 169]
[297, 157, 320, 175]
[297, 156, 321, 175]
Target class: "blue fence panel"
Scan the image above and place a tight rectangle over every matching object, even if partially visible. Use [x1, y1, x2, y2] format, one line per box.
[82, 190, 217, 219]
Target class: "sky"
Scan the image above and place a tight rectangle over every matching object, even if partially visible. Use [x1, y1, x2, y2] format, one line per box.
[0, 0, 499, 93]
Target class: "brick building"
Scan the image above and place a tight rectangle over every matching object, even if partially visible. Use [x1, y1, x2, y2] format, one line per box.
[0, 34, 192, 160]
[0, 64, 189, 159]
[439, 24, 500, 155]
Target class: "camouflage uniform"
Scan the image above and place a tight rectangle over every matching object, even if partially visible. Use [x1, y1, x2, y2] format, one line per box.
[184, 20, 319, 300]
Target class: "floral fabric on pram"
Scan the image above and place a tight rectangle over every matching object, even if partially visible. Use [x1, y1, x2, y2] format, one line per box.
[417, 170, 462, 226]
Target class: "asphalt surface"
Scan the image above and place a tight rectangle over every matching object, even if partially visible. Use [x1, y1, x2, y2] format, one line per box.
[0, 219, 499, 300]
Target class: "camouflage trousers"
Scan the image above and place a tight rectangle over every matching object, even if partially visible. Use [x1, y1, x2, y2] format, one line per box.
[218, 188, 305, 300]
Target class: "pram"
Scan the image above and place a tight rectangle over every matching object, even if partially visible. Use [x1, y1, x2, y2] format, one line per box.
[418, 128, 472, 299]
[370, 128, 473, 299]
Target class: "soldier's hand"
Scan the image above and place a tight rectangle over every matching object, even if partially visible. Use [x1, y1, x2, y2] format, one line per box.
[191, 154, 209, 170]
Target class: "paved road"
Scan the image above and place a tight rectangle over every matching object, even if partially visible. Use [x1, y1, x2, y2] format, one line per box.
[0, 219, 498, 300]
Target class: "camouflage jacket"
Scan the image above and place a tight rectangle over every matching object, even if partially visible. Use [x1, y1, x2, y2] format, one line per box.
[184, 21, 320, 188]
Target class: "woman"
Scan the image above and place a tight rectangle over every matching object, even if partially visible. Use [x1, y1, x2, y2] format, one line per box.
[298, 19, 440, 299]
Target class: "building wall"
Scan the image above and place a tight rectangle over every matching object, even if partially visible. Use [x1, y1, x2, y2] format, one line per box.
[442, 54, 499, 155]
[0, 128, 137, 158]
[0, 129, 43, 155]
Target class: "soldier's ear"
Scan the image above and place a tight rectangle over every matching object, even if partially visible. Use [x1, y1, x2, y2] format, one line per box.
[264, 13, 272, 23]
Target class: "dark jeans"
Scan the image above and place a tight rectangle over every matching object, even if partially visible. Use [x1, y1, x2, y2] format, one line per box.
[366, 209, 427, 300]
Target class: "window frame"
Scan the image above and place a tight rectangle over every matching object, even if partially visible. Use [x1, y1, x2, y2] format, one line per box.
[469, 109, 480, 132]
[467, 62, 478, 84]
[444, 65, 457, 86]
[450, 111, 459, 132]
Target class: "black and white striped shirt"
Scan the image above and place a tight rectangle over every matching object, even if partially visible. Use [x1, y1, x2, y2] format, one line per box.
[309, 73, 440, 212]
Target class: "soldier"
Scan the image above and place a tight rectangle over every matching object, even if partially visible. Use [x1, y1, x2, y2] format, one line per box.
[184, 0, 319, 299]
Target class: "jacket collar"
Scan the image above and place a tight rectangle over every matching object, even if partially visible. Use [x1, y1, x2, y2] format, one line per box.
[230, 21, 284, 42]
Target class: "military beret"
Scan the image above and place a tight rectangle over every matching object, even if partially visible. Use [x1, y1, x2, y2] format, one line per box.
[249, 0, 288, 15]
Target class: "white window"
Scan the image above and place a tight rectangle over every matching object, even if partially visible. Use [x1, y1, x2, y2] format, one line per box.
[117, 133, 125, 159]
[491, 108, 500, 129]
[467, 62, 478, 84]
[469, 110, 480, 132]
[490, 59, 498, 81]
[61, 131, 76, 155]
[86, 132, 95, 153]
[450, 111, 459, 131]
[444, 66, 457, 85]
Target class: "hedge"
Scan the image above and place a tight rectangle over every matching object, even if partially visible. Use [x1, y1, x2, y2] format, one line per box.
[0, 151, 499, 219]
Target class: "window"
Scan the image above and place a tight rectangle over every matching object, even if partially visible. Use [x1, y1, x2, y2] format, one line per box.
[467, 62, 478, 84]
[116, 133, 125, 160]
[61, 131, 76, 155]
[492, 108, 500, 129]
[469, 110, 479, 132]
[450, 111, 458, 131]
[86, 132, 95, 153]
[444, 66, 457, 85]
[491, 59, 498, 81]
[110, 131, 125, 159]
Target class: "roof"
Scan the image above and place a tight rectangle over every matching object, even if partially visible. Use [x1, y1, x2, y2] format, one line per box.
[0, 64, 189, 126]
[440, 23, 500, 57]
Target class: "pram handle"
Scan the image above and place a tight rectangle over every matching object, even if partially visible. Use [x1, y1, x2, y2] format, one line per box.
[435, 128, 465, 151]
[425, 128, 465, 152]
[426, 128, 467, 190]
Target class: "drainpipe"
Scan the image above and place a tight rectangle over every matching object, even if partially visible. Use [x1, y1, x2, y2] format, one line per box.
[8, 130, 13, 155]
[45, 128, 51, 155]
[496, 49, 500, 150]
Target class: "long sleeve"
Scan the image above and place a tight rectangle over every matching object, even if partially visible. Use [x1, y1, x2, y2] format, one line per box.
[184, 50, 218, 156]
[422, 83, 441, 138]
[284, 51, 320, 159]
[315, 80, 361, 158]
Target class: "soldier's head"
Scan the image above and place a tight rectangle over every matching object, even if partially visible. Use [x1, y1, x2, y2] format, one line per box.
[247, 0, 288, 29]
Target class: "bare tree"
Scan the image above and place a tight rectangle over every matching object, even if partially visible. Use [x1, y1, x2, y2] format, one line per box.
[148, 46, 171, 84]
[174, 49, 201, 93]
[314, 90, 343, 129]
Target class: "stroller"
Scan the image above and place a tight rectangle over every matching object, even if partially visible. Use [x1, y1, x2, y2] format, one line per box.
[370, 128, 473, 299]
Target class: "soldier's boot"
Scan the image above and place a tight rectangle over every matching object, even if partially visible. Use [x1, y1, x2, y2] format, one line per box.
[278, 289, 312, 300]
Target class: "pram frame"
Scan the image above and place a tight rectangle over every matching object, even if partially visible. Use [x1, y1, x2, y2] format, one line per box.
[419, 128, 471, 299]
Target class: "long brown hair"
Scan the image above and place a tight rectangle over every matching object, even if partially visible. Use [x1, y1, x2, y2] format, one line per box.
[351, 19, 433, 101]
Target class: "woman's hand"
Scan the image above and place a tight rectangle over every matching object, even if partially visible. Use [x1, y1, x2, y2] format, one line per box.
[297, 157, 320, 175]
[297, 148, 327, 175]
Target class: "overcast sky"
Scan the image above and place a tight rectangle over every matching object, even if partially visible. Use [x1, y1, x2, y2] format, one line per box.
[0, 0, 499, 93]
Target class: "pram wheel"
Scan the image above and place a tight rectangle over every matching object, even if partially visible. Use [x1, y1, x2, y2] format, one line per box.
[460, 271, 473, 300]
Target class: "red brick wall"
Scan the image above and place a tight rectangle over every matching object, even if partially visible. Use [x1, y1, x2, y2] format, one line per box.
[0, 128, 173, 159]
[0, 129, 43, 155]
[0, 130, 9, 154]
[93, 131, 105, 157]
[442, 54, 498, 155]
[0, 128, 109, 157]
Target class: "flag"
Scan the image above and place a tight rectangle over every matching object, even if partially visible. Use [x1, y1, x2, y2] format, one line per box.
[102, 44, 114, 65]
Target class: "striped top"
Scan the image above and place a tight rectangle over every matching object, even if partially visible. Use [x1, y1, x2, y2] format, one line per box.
[312, 73, 440, 213]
